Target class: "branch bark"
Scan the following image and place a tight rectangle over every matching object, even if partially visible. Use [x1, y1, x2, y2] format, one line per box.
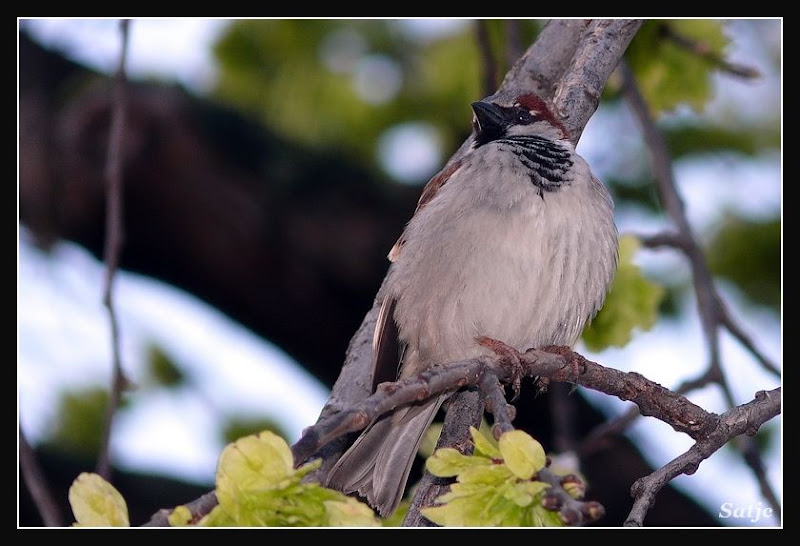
[294, 347, 729, 467]
[624, 388, 781, 526]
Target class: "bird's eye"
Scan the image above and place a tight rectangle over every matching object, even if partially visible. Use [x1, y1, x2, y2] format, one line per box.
[514, 107, 535, 124]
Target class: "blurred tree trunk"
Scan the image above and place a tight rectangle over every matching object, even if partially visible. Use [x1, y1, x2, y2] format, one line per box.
[17, 30, 718, 526]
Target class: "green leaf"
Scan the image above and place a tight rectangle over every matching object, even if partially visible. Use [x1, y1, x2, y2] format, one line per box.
[215, 430, 295, 511]
[168, 505, 193, 527]
[706, 214, 780, 312]
[426, 447, 492, 477]
[626, 20, 730, 113]
[47, 388, 111, 457]
[201, 430, 379, 527]
[457, 464, 515, 487]
[423, 475, 554, 527]
[146, 344, 185, 387]
[69, 473, 129, 527]
[418, 422, 443, 459]
[498, 430, 547, 480]
[380, 500, 410, 526]
[582, 234, 665, 351]
[422, 481, 512, 527]
[469, 425, 501, 459]
[664, 124, 781, 159]
[324, 498, 382, 526]
[531, 503, 567, 527]
[505, 481, 551, 507]
[422, 429, 565, 527]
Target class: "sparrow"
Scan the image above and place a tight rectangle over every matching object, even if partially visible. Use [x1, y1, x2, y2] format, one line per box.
[325, 91, 618, 517]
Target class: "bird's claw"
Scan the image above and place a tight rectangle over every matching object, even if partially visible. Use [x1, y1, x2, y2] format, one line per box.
[476, 335, 524, 401]
[542, 345, 582, 392]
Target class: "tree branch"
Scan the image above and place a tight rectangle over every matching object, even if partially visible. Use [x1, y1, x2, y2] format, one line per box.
[292, 344, 781, 527]
[625, 388, 781, 526]
[96, 18, 131, 482]
[660, 22, 761, 79]
[619, 59, 781, 521]
[142, 491, 218, 527]
[293, 347, 740, 467]
[554, 19, 643, 143]
[539, 468, 605, 526]
[19, 425, 64, 527]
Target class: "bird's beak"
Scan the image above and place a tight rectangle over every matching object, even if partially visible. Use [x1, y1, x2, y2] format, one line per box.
[471, 101, 505, 142]
[471, 101, 505, 130]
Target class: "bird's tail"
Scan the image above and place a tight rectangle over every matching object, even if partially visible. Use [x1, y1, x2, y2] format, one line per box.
[325, 394, 447, 517]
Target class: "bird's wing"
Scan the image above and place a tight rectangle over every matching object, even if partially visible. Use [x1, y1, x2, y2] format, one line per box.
[387, 158, 465, 262]
[371, 296, 402, 391]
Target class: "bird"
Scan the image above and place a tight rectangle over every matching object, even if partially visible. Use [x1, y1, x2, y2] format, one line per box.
[325, 90, 619, 517]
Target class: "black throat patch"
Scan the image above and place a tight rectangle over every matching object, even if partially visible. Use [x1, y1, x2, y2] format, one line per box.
[496, 136, 574, 195]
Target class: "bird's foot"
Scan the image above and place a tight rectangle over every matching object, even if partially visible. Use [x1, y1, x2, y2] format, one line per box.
[476, 336, 524, 401]
[541, 345, 582, 393]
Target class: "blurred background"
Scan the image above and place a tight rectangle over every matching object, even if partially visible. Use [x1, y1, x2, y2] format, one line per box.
[18, 18, 781, 527]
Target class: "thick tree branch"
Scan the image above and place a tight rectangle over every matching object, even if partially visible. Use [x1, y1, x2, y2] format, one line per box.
[293, 347, 737, 467]
[499, 19, 589, 103]
[554, 19, 643, 143]
[624, 388, 781, 526]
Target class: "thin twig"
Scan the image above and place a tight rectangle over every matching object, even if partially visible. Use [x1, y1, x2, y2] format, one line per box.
[637, 230, 688, 251]
[19, 425, 64, 527]
[639, 231, 779, 377]
[577, 405, 641, 457]
[142, 491, 218, 527]
[538, 467, 605, 526]
[717, 300, 781, 377]
[475, 20, 497, 98]
[96, 18, 130, 481]
[625, 388, 781, 526]
[479, 367, 515, 438]
[660, 22, 761, 79]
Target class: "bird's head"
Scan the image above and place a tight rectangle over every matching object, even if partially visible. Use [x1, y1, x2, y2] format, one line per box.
[471, 92, 569, 147]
